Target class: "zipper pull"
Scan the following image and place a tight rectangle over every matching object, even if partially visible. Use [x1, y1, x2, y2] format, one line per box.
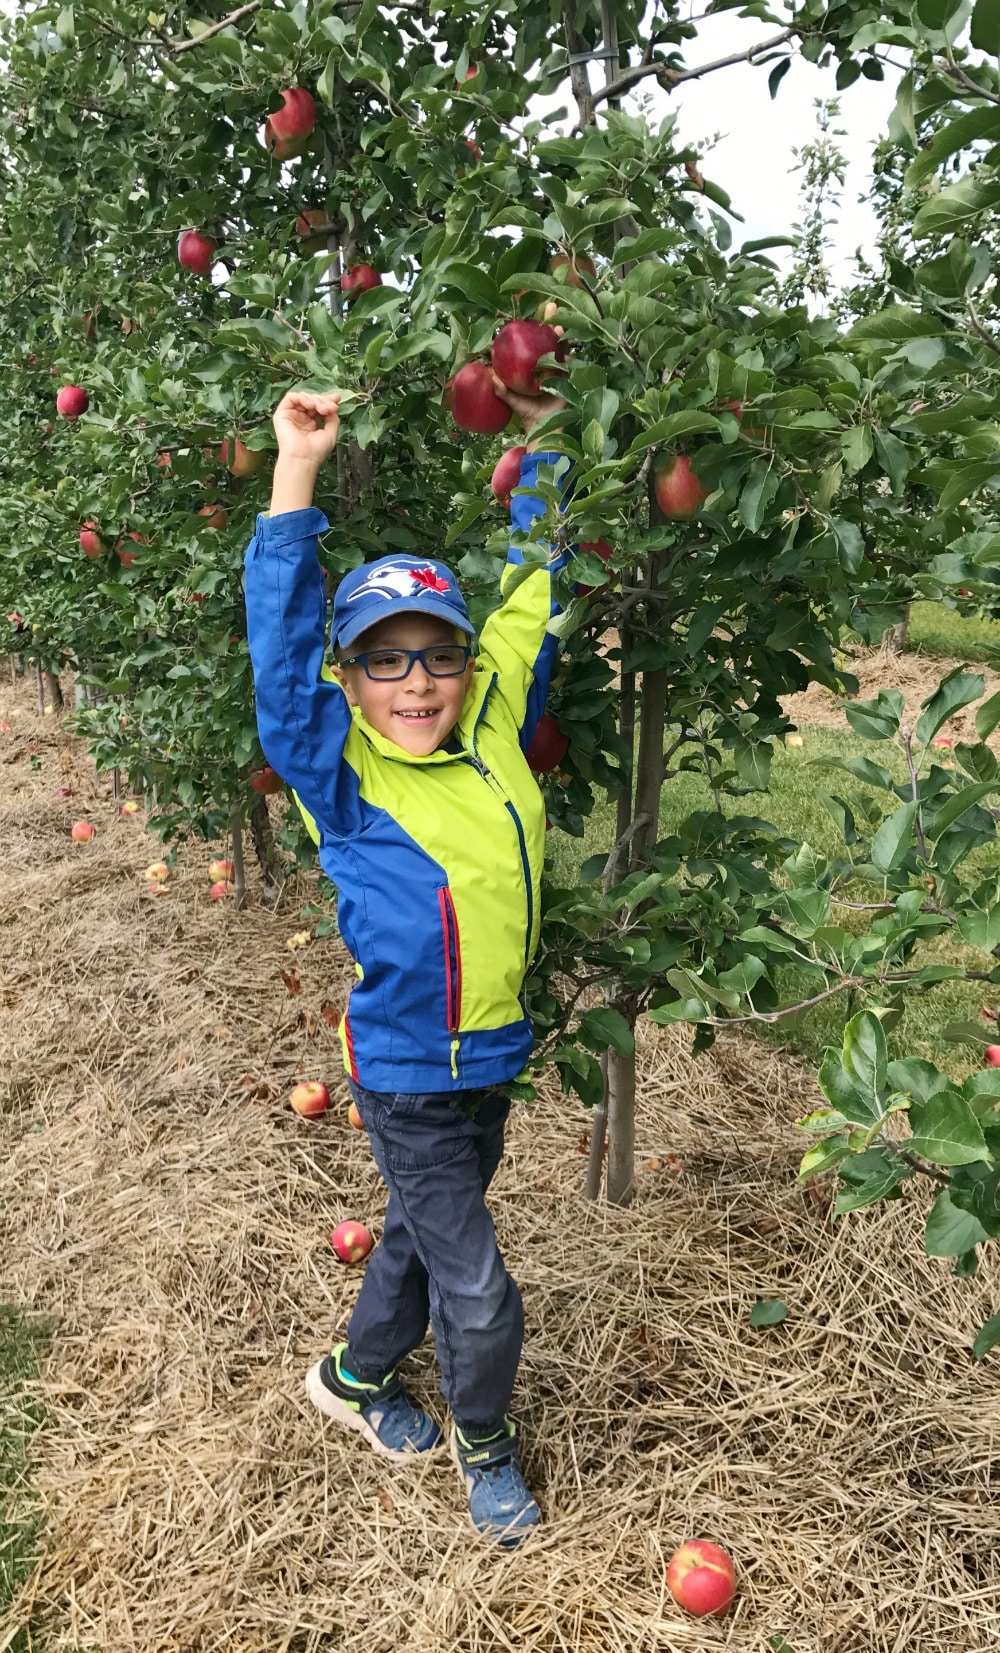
[450, 1036, 460, 1079]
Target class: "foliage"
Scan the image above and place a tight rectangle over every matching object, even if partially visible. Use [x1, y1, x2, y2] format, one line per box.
[6, 0, 1000, 1276]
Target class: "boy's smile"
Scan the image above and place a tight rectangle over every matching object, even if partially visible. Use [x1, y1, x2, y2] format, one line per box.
[334, 612, 475, 756]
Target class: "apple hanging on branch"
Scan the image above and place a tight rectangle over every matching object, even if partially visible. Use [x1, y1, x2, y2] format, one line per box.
[341, 263, 382, 301]
[250, 765, 283, 795]
[56, 384, 89, 420]
[490, 445, 528, 509]
[652, 453, 711, 521]
[79, 521, 104, 558]
[491, 319, 567, 396]
[177, 230, 217, 277]
[444, 362, 512, 435]
[221, 437, 266, 478]
[264, 87, 316, 161]
[525, 712, 569, 774]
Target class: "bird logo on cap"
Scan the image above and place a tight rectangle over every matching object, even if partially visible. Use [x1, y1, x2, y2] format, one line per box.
[346, 562, 451, 603]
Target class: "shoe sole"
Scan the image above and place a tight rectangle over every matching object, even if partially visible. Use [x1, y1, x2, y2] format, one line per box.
[448, 1425, 540, 1547]
[305, 1361, 439, 1462]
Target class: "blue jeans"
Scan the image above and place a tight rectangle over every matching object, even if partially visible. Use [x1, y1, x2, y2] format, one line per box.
[344, 1079, 523, 1435]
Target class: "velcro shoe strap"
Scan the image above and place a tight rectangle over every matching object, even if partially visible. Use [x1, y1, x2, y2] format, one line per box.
[460, 1432, 516, 1471]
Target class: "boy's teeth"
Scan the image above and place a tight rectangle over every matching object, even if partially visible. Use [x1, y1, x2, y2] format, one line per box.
[398, 710, 436, 719]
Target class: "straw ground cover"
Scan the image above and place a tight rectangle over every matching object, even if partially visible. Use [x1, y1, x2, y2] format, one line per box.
[2, 662, 1000, 1653]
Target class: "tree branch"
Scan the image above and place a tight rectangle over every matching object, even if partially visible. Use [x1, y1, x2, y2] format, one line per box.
[967, 300, 1000, 357]
[592, 28, 796, 109]
[170, 0, 263, 54]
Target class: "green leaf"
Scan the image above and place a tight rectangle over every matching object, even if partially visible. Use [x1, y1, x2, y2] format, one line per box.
[929, 780, 1000, 839]
[818, 1048, 880, 1126]
[738, 463, 780, 532]
[917, 0, 964, 28]
[905, 107, 1000, 188]
[971, 0, 1000, 55]
[843, 1010, 888, 1099]
[842, 689, 904, 740]
[841, 425, 874, 473]
[870, 801, 918, 872]
[887, 1056, 953, 1106]
[976, 686, 1000, 742]
[834, 1163, 910, 1212]
[799, 1135, 851, 1179]
[924, 1189, 990, 1256]
[907, 1088, 991, 1166]
[733, 737, 772, 790]
[578, 1004, 635, 1056]
[972, 1307, 1000, 1360]
[622, 411, 719, 458]
[849, 307, 949, 342]
[957, 906, 1000, 950]
[439, 262, 502, 313]
[914, 669, 985, 746]
[750, 1298, 788, 1327]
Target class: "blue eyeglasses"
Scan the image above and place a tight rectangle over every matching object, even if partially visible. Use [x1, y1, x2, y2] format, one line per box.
[338, 644, 473, 681]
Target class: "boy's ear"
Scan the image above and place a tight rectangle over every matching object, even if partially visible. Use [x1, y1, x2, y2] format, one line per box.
[332, 664, 359, 705]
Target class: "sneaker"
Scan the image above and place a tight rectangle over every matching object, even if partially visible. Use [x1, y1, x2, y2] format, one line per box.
[450, 1418, 541, 1547]
[305, 1343, 440, 1461]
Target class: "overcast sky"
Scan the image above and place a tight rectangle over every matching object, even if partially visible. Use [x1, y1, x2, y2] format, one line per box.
[614, 12, 901, 288]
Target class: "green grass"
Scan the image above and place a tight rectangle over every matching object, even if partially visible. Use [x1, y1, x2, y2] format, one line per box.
[906, 600, 1000, 665]
[0, 1308, 50, 1653]
[546, 721, 995, 1082]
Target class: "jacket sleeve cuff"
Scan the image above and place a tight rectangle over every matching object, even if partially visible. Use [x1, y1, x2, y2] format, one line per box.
[253, 507, 330, 545]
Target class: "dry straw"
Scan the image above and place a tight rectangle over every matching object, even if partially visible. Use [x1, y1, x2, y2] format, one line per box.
[1, 669, 999, 1653]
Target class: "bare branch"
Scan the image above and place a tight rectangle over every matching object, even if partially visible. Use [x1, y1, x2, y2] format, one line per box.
[171, 1, 263, 54]
[900, 724, 928, 861]
[967, 300, 1000, 357]
[592, 28, 796, 110]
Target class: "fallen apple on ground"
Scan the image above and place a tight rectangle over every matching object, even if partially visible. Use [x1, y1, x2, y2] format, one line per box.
[665, 1540, 736, 1618]
[208, 858, 234, 883]
[145, 861, 170, 881]
[290, 1080, 330, 1118]
[347, 1101, 364, 1130]
[209, 879, 234, 901]
[785, 732, 805, 748]
[330, 1220, 373, 1263]
[120, 800, 140, 816]
[70, 820, 94, 842]
[933, 737, 952, 750]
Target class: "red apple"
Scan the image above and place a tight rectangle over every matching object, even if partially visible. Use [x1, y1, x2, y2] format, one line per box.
[491, 320, 566, 396]
[198, 503, 229, 530]
[576, 537, 614, 597]
[145, 861, 170, 881]
[120, 800, 140, 816]
[347, 1101, 365, 1130]
[330, 1220, 373, 1263]
[491, 445, 528, 508]
[290, 1080, 330, 1118]
[463, 138, 483, 163]
[157, 450, 172, 470]
[222, 437, 266, 477]
[264, 120, 308, 160]
[80, 521, 104, 558]
[652, 453, 710, 521]
[525, 713, 569, 774]
[115, 531, 143, 567]
[250, 765, 283, 795]
[268, 87, 316, 141]
[177, 230, 217, 277]
[208, 857, 234, 883]
[665, 1540, 736, 1618]
[444, 362, 512, 435]
[56, 385, 88, 420]
[70, 820, 95, 842]
[209, 879, 234, 901]
[933, 737, 952, 751]
[458, 64, 478, 82]
[984, 1046, 1000, 1067]
[341, 262, 382, 301]
[296, 209, 331, 253]
[549, 252, 596, 288]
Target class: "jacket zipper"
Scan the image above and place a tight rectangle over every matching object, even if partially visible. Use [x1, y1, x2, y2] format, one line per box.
[438, 886, 463, 1078]
[462, 751, 534, 965]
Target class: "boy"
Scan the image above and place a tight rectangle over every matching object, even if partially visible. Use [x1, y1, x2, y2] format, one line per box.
[243, 377, 570, 1547]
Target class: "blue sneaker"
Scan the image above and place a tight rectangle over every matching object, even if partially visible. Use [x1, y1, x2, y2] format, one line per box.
[305, 1343, 440, 1461]
[450, 1418, 541, 1546]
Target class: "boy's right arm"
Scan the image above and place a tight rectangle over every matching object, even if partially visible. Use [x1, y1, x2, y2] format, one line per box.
[243, 507, 354, 836]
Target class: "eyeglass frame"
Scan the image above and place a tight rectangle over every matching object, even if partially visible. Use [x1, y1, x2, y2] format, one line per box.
[336, 643, 474, 681]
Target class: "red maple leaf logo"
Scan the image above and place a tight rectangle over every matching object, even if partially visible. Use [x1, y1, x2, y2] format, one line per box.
[411, 565, 450, 593]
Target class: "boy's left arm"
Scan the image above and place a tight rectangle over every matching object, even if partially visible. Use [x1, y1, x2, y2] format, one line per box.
[476, 447, 575, 750]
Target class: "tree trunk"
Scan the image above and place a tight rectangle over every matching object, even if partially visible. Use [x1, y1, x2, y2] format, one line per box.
[605, 1040, 636, 1205]
[230, 806, 247, 909]
[35, 661, 45, 714]
[49, 671, 63, 710]
[249, 796, 283, 903]
[890, 602, 911, 654]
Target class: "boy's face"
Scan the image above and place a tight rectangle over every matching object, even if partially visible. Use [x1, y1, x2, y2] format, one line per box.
[333, 612, 475, 756]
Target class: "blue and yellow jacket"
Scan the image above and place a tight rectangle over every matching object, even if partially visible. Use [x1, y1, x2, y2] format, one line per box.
[243, 451, 572, 1093]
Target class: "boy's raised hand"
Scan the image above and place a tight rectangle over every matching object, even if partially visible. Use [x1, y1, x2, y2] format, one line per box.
[273, 391, 341, 467]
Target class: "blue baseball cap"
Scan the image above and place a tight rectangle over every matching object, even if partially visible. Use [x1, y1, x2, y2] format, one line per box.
[331, 555, 475, 655]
